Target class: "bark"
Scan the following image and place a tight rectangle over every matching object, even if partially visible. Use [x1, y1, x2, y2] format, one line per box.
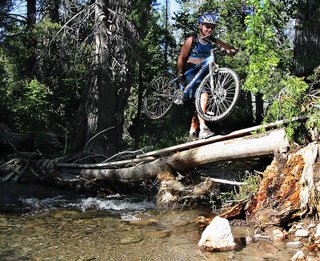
[78, 0, 135, 156]
[26, 0, 37, 76]
[45, 0, 60, 22]
[27, 0, 36, 28]
[221, 142, 320, 228]
[136, 118, 301, 159]
[95, 0, 115, 155]
[245, 142, 320, 227]
[255, 93, 264, 124]
[77, 129, 289, 183]
[293, 0, 320, 77]
[132, 0, 152, 149]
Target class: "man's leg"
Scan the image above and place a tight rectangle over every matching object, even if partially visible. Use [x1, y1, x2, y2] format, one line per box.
[199, 92, 214, 139]
[189, 111, 199, 135]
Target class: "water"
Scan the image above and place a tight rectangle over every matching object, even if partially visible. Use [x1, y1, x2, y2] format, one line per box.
[0, 183, 298, 261]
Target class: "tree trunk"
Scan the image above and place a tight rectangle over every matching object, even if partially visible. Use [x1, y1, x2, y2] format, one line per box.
[26, 0, 37, 76]
[77, 129, 289, 183]
[132, 0, 152, 149]
[293, 0, 320, 77]
[133, 61, 144, 149]
[255, 93, 264, 124]
[245, 142, 319, 228]
[77, 0, 135, 156]
[27, 0, 36, 28]
[45, 0, 60, 23]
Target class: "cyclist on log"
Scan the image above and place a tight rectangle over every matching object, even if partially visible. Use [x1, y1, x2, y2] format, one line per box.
[177, 13, 238, 140]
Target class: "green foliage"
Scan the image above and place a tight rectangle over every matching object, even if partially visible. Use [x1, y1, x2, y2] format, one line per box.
[11, 79, 49, 130]
[244, 0, 282, 97]
[0, 16, 88, 133]
[305, 67, 320, 131]
[218, 171, 261, 206]
[264, 74, 316, 141]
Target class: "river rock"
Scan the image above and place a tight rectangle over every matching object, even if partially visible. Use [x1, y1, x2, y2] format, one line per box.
[315, 224, 320, 238]
[291, 250, 305, 261]
[307, 223, 316, 229]
[272, 228, 285, 242]
[198, 216, 236, 251]
[129, 218, 158, 226]
[286, 241, 303, 249]
[295, 229, 309, 238]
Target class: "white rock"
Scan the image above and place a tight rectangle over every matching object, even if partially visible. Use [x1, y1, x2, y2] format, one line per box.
[253, 234, 271, 241]
[272, 228, 285, 242]
[291, 250, 305, 261]
[295, 224, 304, 230]
[245, 236, 253, 244]
[295, 229, 309, 237]
[198, 216, 236, 251]
[307, 223, 316, 229]
[315, 223, 320, 238]
[286, 241, 303, 249]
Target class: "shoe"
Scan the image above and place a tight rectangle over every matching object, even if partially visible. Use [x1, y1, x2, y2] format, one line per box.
[187, 132, 198, 142]
[199, 126, 215, 139]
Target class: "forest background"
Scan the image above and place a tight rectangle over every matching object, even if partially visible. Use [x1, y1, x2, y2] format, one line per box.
[0, 0, 319, 159]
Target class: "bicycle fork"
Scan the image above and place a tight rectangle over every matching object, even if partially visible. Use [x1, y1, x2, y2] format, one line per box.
[209, 49, 218, 91]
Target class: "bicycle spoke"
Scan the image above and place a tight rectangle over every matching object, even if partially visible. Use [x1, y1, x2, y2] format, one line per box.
[196, 68, 240, 122]
[143, 74, 176, 119]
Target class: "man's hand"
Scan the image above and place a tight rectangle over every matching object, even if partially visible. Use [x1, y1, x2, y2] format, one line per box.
[226, 48, 238, 56]
[178, 73, 186, 84]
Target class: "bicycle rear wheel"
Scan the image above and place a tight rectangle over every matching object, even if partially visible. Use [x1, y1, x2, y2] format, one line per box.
[195, 67, 240, 122]
[143, 74, 176, 120]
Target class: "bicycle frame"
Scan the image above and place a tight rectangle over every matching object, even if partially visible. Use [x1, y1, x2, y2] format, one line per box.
[175, 49, 218, 99]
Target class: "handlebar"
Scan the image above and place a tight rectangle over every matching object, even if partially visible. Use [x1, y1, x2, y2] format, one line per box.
[200, 35, 239, 56]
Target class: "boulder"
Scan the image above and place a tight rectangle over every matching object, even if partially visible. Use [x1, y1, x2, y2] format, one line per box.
[198, 216, 236, 251]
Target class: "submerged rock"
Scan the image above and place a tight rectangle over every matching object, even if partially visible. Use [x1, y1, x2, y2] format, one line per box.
[286, 241, 303, 249]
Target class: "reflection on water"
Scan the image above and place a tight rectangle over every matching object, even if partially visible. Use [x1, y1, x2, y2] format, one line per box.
[0, 183, 296, 261]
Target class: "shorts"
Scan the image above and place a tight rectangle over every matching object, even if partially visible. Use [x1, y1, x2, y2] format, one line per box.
[185, 63, 208, 98]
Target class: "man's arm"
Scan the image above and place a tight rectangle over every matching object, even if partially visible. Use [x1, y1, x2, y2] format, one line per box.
[215, 38, 238, 55]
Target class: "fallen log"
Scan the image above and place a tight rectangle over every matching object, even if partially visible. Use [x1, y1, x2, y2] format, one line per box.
[136, 117, 303, 159]
[57, 156, 157, 169]
[77, 129, 289, 183]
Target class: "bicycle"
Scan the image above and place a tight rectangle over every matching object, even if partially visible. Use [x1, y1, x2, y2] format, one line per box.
[143, 40, 240, 122]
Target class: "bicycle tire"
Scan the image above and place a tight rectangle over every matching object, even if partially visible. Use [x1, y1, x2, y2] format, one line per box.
[143, 74, 176, 120]
[195, 67, 240, 122]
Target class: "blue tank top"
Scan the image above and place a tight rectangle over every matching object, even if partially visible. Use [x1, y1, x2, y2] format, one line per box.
[189, 37, 215, 59]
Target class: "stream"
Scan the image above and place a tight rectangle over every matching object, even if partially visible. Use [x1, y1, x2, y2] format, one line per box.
[0, 183, 298, 261]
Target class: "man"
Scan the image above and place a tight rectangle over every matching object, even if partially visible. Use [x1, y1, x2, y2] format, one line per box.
[177, 13, 237, 140]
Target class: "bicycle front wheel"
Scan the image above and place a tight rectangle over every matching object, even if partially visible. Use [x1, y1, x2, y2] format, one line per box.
[195, 67, 240, 122]
[143, 74, 176, 120]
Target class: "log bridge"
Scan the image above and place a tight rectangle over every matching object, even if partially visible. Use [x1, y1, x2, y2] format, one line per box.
[57, 120, 291, 184]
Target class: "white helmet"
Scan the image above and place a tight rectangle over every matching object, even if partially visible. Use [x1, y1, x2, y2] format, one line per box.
[198, 13, 218, 25]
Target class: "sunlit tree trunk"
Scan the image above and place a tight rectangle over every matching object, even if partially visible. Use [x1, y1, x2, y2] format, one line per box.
[293, 0, 320, 77]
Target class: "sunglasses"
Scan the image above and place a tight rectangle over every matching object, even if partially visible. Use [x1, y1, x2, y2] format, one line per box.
[202, 24, 216, 29]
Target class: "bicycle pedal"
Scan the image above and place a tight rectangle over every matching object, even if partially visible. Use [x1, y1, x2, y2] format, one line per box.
[174, 99, 184, 105]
